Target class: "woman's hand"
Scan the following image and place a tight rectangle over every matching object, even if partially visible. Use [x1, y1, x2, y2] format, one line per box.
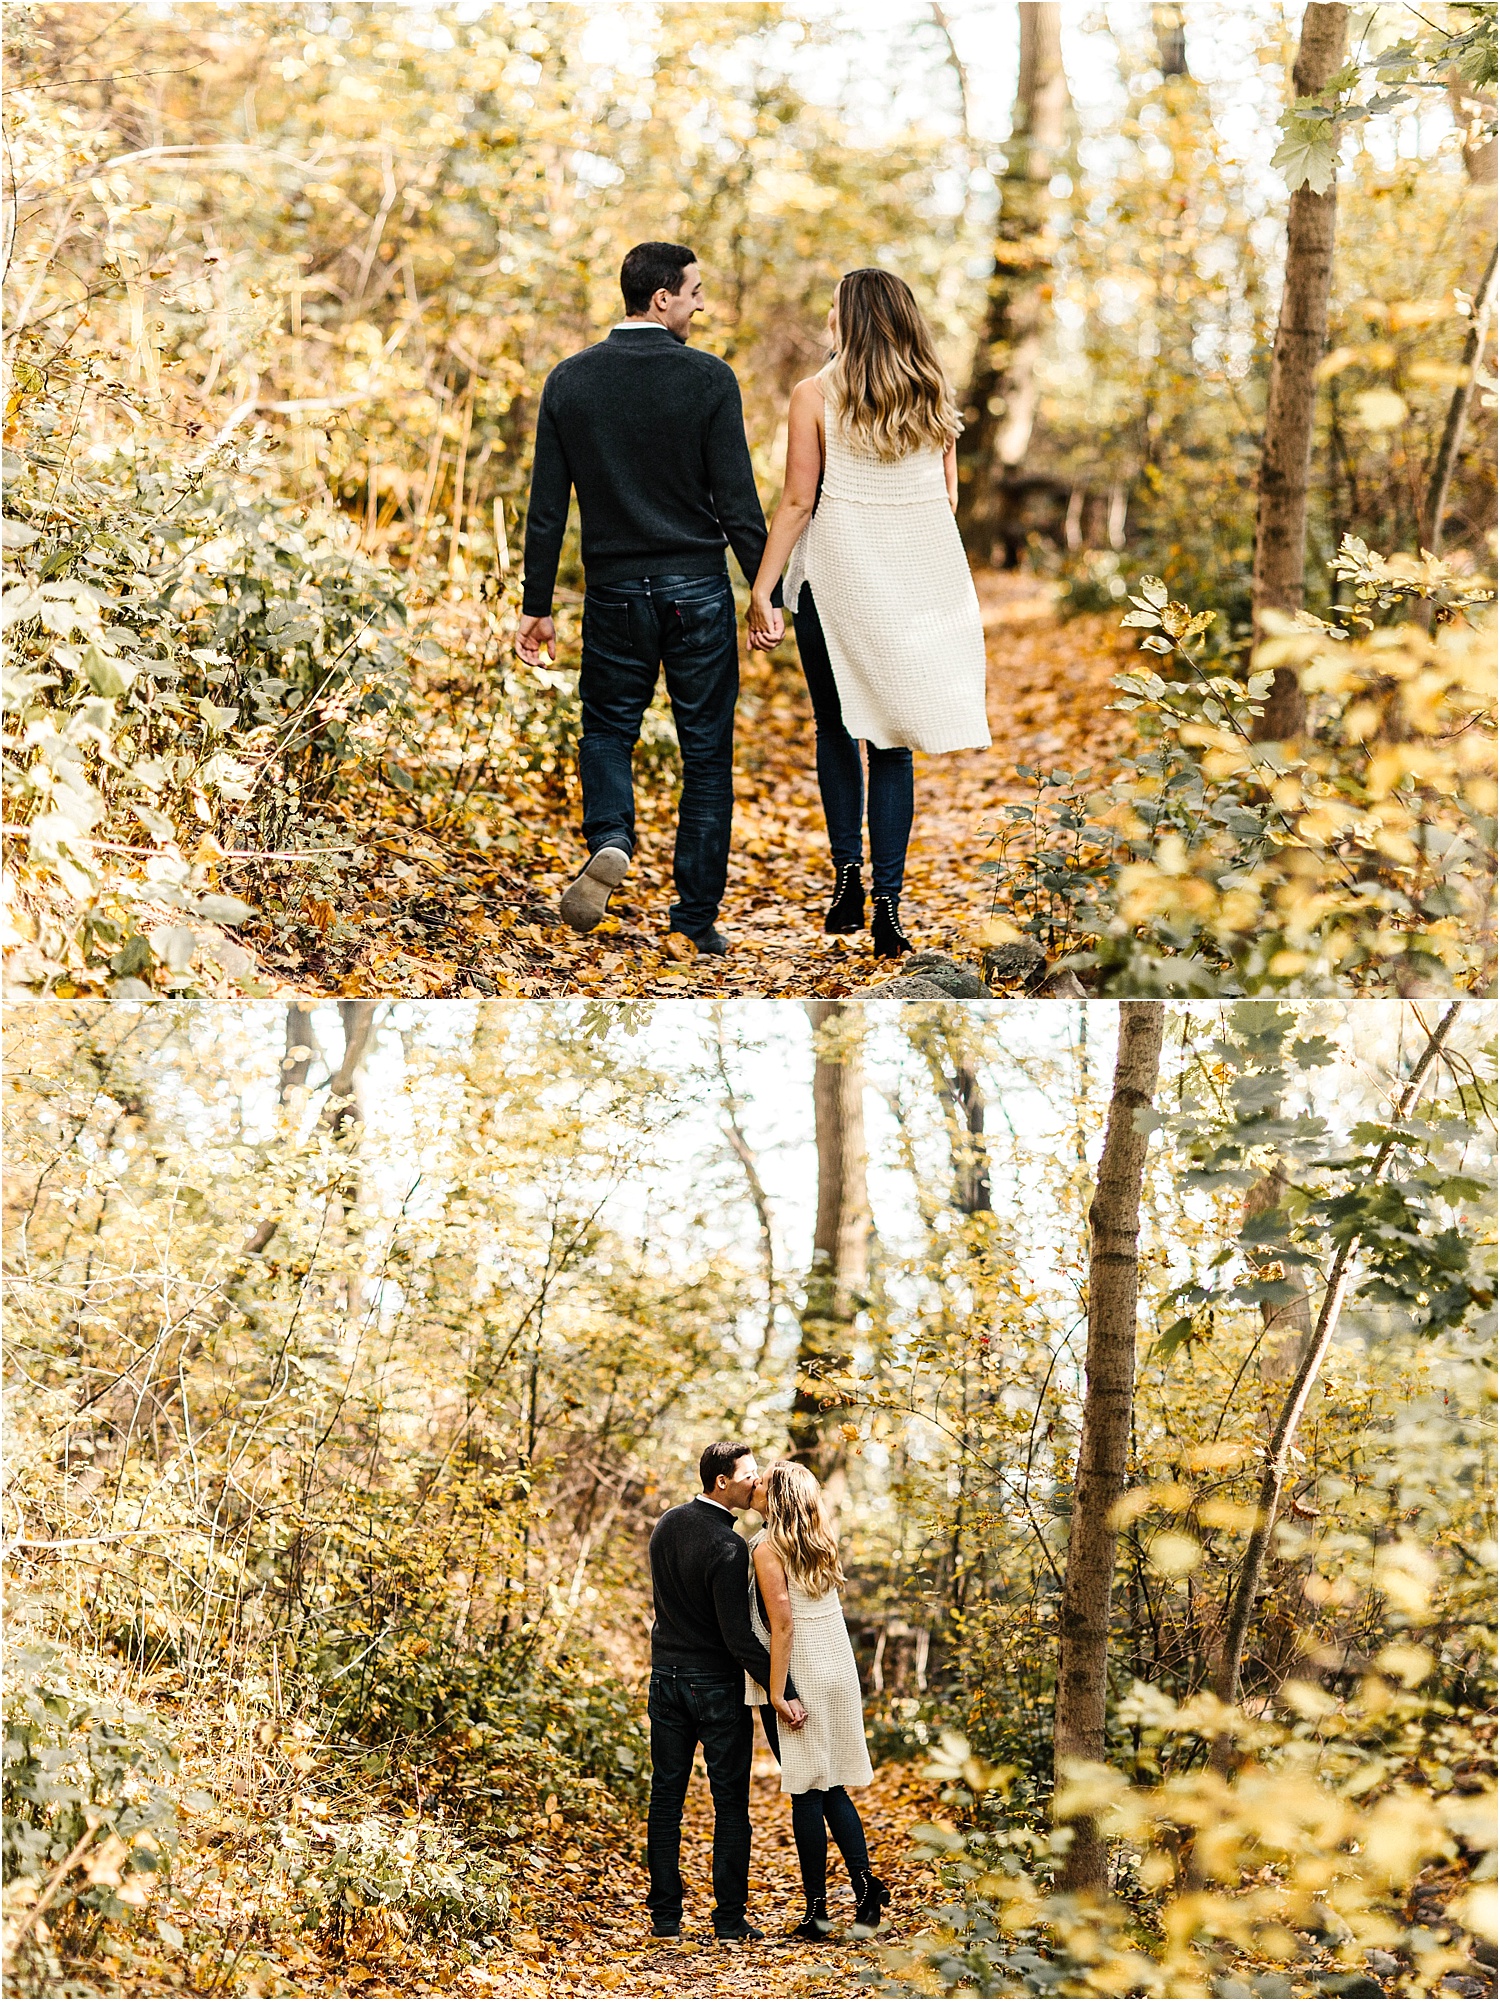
[772, 1694, 807, 1731]
[748, 592, 784, 651]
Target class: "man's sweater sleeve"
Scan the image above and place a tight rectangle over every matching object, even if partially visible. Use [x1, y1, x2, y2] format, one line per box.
[710, 1538, 797, 1700]
[521, 380, 572, 618]
[705, 375, 784, 609]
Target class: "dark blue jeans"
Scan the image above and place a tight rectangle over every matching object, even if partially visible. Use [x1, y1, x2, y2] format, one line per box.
[646, 1668, 754, 1932]
[793, 586, 914, 901]
[579, 572, 738, 938]
[760, 1705, 871, 1903]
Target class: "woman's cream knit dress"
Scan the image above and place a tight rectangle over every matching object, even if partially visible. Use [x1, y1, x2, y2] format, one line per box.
[784, 375, 990, 756]
[743, 1531, 874, 1797]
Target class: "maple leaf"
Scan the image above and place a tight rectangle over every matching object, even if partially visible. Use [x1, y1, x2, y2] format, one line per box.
[1271, 122, 1339, 194]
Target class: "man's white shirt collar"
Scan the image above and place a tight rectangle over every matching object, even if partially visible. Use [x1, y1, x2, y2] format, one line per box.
[611, 320, 672, 332]
[695, 1493, 734, 1514]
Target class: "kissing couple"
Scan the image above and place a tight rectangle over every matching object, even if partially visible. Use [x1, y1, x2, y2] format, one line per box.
[516, 240, 990, 964]
[644, 1442, 890, 1943]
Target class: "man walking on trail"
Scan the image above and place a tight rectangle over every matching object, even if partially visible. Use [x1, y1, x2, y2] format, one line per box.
[644, 1442, 805, 1942]
[516, 241, 783, 958]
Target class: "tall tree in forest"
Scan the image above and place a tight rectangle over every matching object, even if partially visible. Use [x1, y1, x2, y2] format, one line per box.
[1054, 1001, 1164, 1898]
[1214, 1003, 1462, 1723]
[280, 1003, 319, 1100]
[908, 1009, 996, 1624]
[323, 1002, 378, 1134]
[1448, 64, 1497, 187]
[1251, 3, 1350, 740]
[1243, 1163, 1312, 1389]
[1423, 241, 1497, 555]
[955, 2, 1070, 559]
[712, 1009, 780, 1371]
[1151, 4, 1188, 79]
[791, 1002, 871, 1507]
[278, 1003, 375, 1125]
[910, 1013, 993, 1219]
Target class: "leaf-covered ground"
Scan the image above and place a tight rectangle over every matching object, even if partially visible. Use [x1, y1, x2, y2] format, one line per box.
[460, 1748, 947, 2000]
[119, 1748, 948, 1999]
[243, 575, 1133, 998]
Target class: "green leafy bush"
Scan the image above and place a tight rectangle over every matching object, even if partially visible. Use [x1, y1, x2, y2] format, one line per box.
[3, 406, 413, 996]
[321, 1631, 651, 1814]
[981, 543, 1496, 994]
[3, 1642, 185, 1985]
[877, 1719, 1498, 1999]
[273, 1811, 512, 1955]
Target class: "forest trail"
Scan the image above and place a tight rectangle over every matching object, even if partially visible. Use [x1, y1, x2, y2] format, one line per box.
[531, 575, 1134, 996]
[292, 576, 1134, 1000]
[463, 1748, 947, 2000]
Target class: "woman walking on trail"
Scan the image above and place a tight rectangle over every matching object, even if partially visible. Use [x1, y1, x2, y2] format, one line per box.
[744, 1462, 891, 1942]
[747, 268, 990, 959]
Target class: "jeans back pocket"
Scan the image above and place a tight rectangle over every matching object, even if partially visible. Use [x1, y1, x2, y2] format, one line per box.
[583, 595, 640, 664]
[665, 585, 732, 659]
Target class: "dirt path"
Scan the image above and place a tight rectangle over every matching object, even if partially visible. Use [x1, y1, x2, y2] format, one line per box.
[463, 1748, 947, 2000]
[250, 572, 1133, 998]
[520, 574, 1132, 997]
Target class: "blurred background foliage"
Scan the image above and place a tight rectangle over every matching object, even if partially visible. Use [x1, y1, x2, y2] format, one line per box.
[1044, 11, 1495, 632]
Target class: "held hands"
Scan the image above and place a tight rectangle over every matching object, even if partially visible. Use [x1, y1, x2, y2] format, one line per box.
[747, 593, 785, 652]
[515, 614, 556, 666]
[773, 1696, 807, 1732]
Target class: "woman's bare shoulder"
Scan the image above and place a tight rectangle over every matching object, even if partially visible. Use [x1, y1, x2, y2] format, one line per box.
[790, 373, 828, 407]
[753, 1535, 787, 1577]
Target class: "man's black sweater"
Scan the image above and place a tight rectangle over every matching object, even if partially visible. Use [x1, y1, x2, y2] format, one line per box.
[648, 1495, 787, 1694]
[521, 326, 777, 617]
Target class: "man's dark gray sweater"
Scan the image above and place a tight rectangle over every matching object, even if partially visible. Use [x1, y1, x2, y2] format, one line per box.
[520, 326, 777, 617]
[648, 1496, 789, 1695]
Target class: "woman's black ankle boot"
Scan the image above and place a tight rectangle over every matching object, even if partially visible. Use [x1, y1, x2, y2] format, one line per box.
[790, 1896, 833, 1941]
[871, 896, 910, 958]
[824, 863, 865, 934]
[851, 1870, 891, 1930]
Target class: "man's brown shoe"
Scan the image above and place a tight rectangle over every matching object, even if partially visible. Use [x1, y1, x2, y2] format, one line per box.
[559, 846, 630, 933]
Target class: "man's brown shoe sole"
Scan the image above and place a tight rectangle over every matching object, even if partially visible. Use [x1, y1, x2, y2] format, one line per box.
[559, 847, 630, 933]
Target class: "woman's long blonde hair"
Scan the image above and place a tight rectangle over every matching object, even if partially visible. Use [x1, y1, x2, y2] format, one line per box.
[763, 1462, 845, 1597]
[826, 267, 961, 462]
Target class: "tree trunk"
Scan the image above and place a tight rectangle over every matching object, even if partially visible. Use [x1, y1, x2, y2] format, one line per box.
[949, 1056, 991, 1216]
[911, 1014, 993, 1216]
[1241, 1162, 1314, 1692]
[1151, 4, 1188, 78]
[713, 1010, 780, 1370]
[1250, 3, 1350, 741]
[1447, 72, 1497, 186]
[280, 1003, 319, 1100]
[322, 1002, 378, 1133]
[1213, 1004, 1461, 1740]
[929, 3, 974, 154]
[955, 2, 1070, 561]
[1243, 1162, 1313, 1390]
[1422, 240, 1497, 556]
[1054, 1001, 1164, 1899]
[791, 1002, 871, 1507]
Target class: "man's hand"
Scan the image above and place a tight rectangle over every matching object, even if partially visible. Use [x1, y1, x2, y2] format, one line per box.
[747, 598, 785, 652]
[515, 614, 555, 666]
[774, 1696, 807, 1732]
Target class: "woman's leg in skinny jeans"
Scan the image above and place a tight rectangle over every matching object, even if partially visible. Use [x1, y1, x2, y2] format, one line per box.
[821, 1785, 872, 1885]
[792, 589, 863, 873]
[865, 747, 914, 901]
[789, 1791, 829, 1903]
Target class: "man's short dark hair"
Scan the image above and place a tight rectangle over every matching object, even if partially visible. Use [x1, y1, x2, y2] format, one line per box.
[700, 1440, 753, 1492]
[621, 241, 697, 316]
